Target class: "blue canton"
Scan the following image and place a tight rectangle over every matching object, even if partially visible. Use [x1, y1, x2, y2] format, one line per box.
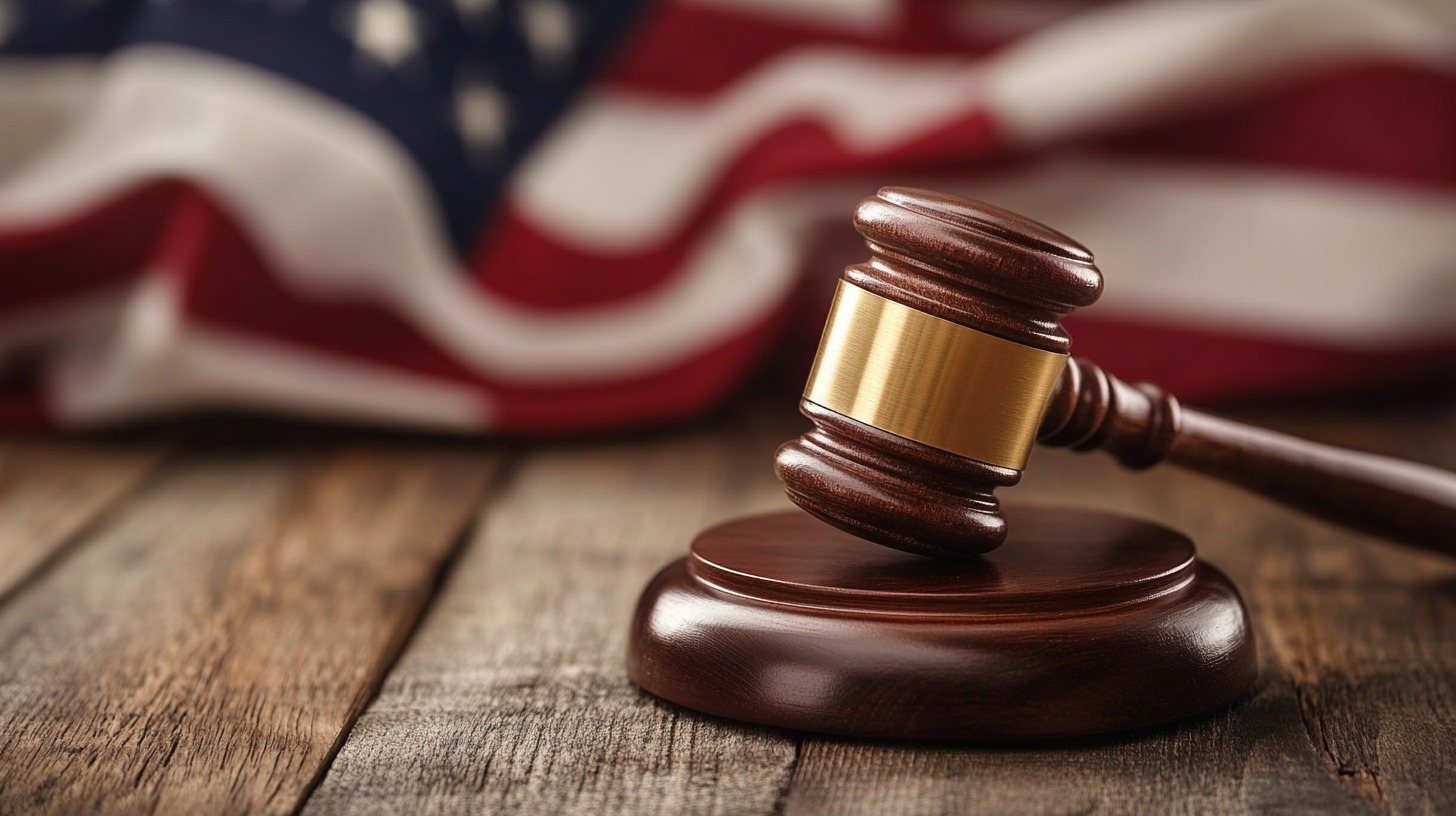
[0, 0, 647, 253]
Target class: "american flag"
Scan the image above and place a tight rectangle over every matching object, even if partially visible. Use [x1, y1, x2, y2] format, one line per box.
[0, 0, 1453, 433]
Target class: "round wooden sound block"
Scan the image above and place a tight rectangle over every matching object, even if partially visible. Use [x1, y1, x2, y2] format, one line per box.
[628, 507, 1257, 740]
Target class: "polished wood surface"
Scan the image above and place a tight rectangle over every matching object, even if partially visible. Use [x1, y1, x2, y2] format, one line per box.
[1043, 357, 1456, 557]
[0, 403, 1453, 813]
[779, 187, 1456, 559]
[629, 507, 1256, 740]
[777, 187, 1102, 558]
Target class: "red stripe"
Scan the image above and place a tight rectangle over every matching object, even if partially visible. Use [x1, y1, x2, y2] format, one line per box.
[0, 395, 49, 428]
[469, 110, 1005, 309]
[0, 182, 190, 308]
[146, 185, 780, 432]
[0, 353, 52, 428]
[1065, 315, 1456, 405]
[487, 303, 785, 432]
[1096, 61, 1456, 189]
[3, 183, 1450, 432]
[606, 0, 1010, 98]
[774, 266, 1456, 405]
[477, 62, 1454, 312]
[612, 1, 1456, 189]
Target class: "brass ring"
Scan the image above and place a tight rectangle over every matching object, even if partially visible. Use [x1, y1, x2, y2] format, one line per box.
[804, 281, 1067, 469]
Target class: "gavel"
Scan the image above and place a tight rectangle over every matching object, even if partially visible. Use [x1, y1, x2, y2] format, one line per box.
[774, 187, 1456, 560]
[628, 186, 1453, 740]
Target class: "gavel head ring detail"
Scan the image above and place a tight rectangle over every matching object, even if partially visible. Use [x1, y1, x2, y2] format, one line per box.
[774, 187, 1105, 559]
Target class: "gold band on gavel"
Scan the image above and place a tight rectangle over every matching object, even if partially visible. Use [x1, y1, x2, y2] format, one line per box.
[804, 281, 1068, 469]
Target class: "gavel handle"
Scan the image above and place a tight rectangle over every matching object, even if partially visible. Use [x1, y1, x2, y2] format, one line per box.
[1038, 358, 1456, 557]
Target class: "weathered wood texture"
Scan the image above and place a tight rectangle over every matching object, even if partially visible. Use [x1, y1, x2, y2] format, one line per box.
[780, 406, 1456, 816]
[0, 435, 163, 602]
[0, 444, 500, 815]
[1, 402, 1452, 816]
[303, 413, 802, 816]
[310, 402, 1456, 816]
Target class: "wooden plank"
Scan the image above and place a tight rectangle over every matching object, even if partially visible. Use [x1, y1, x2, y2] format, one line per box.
[301, 403, 1456, 815]
[1243, 410, 1456, 816]
[0, 435, 164, 603]
[303, 410, 803, 816]
[0, 445, 500, 815]
[780, 407, 1456, 816]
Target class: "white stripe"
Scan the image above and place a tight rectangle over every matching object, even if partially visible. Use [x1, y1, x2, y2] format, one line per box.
[950, 1, 1091, 38]
[675, 0, 897, 31]
[547, 152, 1456, 347]
[3, 26, 1450, 415]
[48, 276, 488, 428]
[0, 287, 129, 353]
[0, 58, 100, 180]
[515, 0, 1454, 247]
[21, 161, 1456, 430]
[0, 47, 795, 382]
[514, 49, 983, 248]
[989, 0, 1456, 146]
[910, 156, 1456, 345]
[681, 157, 1456, 345]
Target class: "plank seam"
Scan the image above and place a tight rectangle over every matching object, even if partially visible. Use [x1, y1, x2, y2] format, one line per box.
[0, 446, 173, 609]
[770, 737, 803, 816]
[288, 451, 525, 816]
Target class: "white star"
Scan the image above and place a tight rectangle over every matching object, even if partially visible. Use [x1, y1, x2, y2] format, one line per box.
[455, 79, 511, 159]
[348, 0, 423, 72]
[519, 0, 576, 69]
[0, 1, 19, 48]
[453, 0, 495, 23]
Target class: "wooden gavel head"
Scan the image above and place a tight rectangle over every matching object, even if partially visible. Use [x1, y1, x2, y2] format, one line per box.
[774, 187, 1103, 559]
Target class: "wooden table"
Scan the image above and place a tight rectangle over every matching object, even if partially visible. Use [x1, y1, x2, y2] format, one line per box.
[2, 395, 1453, 815]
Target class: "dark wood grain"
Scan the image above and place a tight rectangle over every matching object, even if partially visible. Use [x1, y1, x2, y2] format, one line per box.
[0, 435, 164, 602]
[778, 188, 1456, 560]
[776, 187, 1102, 557]
[776, 399, 1020, 557]
[1041, 357, 1456, 557]
[630, 507, 1255, 740]
[302, 415, 801, 816]
[293, 402, 1456, 814]
[847, 187, 1102, 354]
[0, 445, 500, 815]
[0, 403, 1449, 813]
[777, 406, 1456, 816]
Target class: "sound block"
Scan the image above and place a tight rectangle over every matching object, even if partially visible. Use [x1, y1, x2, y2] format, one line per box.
[627, 507, 1257, 740]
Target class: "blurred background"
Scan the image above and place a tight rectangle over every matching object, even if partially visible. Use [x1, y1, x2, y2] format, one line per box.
[0, 0, 1452, 435]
